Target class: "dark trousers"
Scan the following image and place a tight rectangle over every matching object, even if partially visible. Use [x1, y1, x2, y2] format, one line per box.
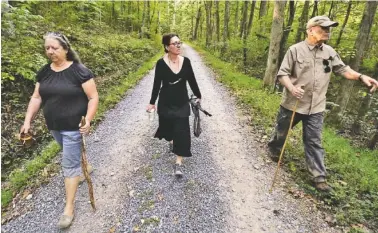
[268, 106, 326, 182]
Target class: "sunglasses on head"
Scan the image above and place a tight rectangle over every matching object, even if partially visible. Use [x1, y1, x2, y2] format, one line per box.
[45, 32, 68, 43]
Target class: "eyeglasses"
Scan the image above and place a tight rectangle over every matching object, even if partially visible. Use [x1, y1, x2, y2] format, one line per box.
[169, 41, 183, 47]
[323, 59, 331, 73]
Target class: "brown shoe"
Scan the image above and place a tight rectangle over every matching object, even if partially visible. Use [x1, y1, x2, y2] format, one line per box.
[79, 164, 93, 183]
[315, 182, 333, 192]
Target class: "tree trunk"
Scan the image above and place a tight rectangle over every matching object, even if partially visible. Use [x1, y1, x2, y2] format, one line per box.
[234, 1, 240, 36]
[295, 0, 310, 43]
[173, 0, 176, 27]
[224, 0, 230, 39]
[368, 121, 378, 150]
[247, 0, 256, 37]
[242, 0, 253, 73]
[259, 0, 268, 33]
[191, 3, 194, 39]
[128, 1, 131, 15]
[222, 0, 230, 54]
[149, 1, 157, 28]
[193, 6, 202, 40]
[215, 0, 220, 42]
[279, 0, 295, 65]
[141, 1, 147, 37]
[146, 1, 151, 30]
[333, 1, 378, 120]
[310, 0, 318, 18]
[335, 1, 352, 47]
[263, 0, 287, 86]
[352, 62, 378, 135]
[112, 0, 116, 27]
[351, 93, 372, 135]
[320, 1, 327, 15]
[156, 1, 161, 34]
[205, 1, 213, 47]
[259, 0, 267, 19]
[239, 1, 249, 39]
[137, 1, 140, 23]
[328, 1, 334, 19]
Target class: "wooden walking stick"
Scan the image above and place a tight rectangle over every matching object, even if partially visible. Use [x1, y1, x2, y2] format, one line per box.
[80, 116, 96, 211]
[269, 99, 299, 193]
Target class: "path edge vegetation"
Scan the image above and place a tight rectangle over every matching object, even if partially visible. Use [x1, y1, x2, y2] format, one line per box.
[1, 51, 163, 210]
[189, 42, 378, 230]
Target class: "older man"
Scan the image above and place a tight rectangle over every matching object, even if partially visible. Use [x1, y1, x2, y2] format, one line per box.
[268, 16, 378, 192]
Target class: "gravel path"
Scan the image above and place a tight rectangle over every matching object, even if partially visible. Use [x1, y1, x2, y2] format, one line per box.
[2, 45, 340, 233]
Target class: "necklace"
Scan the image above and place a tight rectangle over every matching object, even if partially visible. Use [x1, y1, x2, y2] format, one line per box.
[168, 55, 179, 71]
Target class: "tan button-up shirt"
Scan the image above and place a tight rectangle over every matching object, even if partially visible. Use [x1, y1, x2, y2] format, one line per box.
[277, 40, 349, 115]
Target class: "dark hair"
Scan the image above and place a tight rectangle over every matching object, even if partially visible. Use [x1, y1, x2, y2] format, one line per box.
[162, 33, 179, 53]
[44, 32, 81, 63]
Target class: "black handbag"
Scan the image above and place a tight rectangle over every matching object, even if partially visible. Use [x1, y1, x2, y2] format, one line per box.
[189, 96, 212, 137]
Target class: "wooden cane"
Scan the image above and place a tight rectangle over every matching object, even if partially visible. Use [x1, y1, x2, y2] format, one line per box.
[80, 116, 96, 211]
[269, 99, 299, 193]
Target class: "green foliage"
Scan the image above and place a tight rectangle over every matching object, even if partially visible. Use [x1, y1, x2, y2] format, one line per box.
[1, 3, 48, 83]
[78, 35, 155, 76]
[1, 190, 13, 208]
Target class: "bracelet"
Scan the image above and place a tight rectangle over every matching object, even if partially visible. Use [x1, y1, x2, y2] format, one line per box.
[358, 74, 364, 81]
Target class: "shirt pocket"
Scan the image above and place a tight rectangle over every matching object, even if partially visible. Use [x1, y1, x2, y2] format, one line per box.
[296, 56, 312, 71]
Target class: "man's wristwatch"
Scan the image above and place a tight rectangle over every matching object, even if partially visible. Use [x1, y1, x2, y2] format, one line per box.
[358, 74, 364, 82]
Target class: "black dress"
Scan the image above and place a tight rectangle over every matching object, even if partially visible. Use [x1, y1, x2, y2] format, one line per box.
[149, 57, 201, 157]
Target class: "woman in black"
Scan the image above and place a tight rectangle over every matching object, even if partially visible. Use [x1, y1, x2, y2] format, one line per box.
[147, 33, 202, 177]
[20, 32, 99, 229]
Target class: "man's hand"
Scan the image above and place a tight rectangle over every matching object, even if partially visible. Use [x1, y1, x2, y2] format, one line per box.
[290, 85, 305, 99]
[360, 75, 378, 93]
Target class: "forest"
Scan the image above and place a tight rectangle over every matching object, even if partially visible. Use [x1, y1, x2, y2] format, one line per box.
[1, 0, 377, 231]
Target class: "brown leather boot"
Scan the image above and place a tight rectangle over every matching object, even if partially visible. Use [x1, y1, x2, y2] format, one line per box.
[315, 182, 333, 192]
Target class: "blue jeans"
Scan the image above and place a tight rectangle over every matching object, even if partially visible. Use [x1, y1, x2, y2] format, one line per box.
[50, 130, 82, 178]
[268, 106, 326, 183]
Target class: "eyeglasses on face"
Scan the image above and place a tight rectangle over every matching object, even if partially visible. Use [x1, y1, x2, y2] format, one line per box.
[169, 41, 183, 47]
[323, 59, 331, 73]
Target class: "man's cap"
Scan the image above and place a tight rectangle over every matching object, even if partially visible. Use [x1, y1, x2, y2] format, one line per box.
[306, 16, 339, 29]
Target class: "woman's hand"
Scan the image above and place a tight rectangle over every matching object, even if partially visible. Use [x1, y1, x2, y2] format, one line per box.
[79, 120, 91, 135]
[146, 104, 156, 112]
[20, 122, 31, 134]
[195, 98, 201, 104]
